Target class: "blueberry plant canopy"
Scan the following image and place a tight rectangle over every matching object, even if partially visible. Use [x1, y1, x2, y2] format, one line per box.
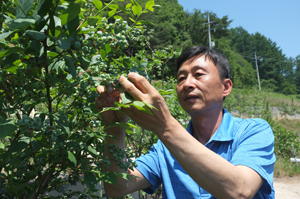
[0, 0, 181, 198]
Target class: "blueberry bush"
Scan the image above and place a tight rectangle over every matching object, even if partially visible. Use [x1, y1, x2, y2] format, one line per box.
[0, 0, 180, 198]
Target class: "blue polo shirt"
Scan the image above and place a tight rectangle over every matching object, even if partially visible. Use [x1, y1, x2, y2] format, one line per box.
[135, 109, 276, 198]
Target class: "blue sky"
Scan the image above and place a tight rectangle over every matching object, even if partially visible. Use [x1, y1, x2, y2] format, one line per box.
[177, 0, 300, 59]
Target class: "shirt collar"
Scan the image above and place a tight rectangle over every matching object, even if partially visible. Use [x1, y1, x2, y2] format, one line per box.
[186, 108, 235, 144]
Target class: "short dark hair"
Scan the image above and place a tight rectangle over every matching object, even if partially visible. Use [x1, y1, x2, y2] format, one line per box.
[176, 46, 231, 80]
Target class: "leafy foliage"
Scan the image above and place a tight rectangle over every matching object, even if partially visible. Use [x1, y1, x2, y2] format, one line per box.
[0, 0, 179, 198]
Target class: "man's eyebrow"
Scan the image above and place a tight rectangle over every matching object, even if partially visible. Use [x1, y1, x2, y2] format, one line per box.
[177, 65, 206, 75]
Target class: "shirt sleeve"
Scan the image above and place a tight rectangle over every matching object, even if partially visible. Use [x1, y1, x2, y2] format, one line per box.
[231, 118, 276, 194]
[135, 141, 162, 194]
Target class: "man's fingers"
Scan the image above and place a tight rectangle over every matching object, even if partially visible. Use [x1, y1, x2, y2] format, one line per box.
[106, 82, 114, 94]
[96, 85, 105, 95]
[119, 75, 144, 100]
[96, 85, 113, 104]
[95, 96, 105, 111]
[127, 72, 152, 94]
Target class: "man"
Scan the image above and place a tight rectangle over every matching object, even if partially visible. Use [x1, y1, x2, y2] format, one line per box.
[95, 46, 276, 198]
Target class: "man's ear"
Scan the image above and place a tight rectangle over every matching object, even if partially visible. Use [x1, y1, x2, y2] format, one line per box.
[223, 79, 232, 98]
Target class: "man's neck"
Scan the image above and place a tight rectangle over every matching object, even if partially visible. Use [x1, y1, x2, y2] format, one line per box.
[191, 108, 224, 145]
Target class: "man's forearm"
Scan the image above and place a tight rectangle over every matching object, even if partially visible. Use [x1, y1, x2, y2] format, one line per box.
[102, 126, 130, 196]
[156, 119, 262, 199]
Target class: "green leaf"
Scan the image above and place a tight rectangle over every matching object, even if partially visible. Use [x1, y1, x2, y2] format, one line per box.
[132, 101, 152, 115]
[0, 142, 4, 149]
[93, 0, 103, 10]
[84, 172, 98, 190]
[91, 55, 101, 65]
[47, 52, 59, 58]
[0, 31, 15, 41]
[145, 0, 154, 11]
[87, 17, 99, 26]
[9, 140, 28, 154]
[67, 151, 77, 166]
[101, 172, 117, 184]
[5, 18, 36, 30]
[0, 47, 24, 58]
[130, 0, 138, 6]
[16, 0, 35, 17]
[63, 55, 77, 79]
[89, 103, 98, 114]
[136, 20, 154, 25]
[132, 4, 142, 16]
[0, 119, 17, 139]
[108, 9, 117, 18]
[105, 44, 111, 54]
[100, 49, 106, 59]
[60, 3, 81, 26]
[106, 122, 137, 130]
[126, 129, 135, 134]
[57, 38, 71, 50]
[62, 125, 70, 135]
[25, 30, 47, 40]
[33, 0, 48, 18]
[121, 91, 134, 104]
[116, 172, 137, 182]
[114, 16, 123, 20]
[88, 146, 98, 156]
[126, 3, 132, 9]
[108, 4, 119, 9]
[129, 17, 135, 23]
[19, 136, 31, 144]
[143, 101, 157, 110]
[99, 107, 120, 114]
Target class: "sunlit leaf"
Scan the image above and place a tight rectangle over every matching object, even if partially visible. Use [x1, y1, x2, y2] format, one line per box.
[126, 3, 132, 9]
[88, 146, 98, 156]
[121, 92, 134, 104]
[93, 0, 103, 10]
[136, 20, 153, 25]
[132, 4, 142, 16]
[105, 43, 111, 54]
[145, 0, 154, 11]
[67, 151, 77, 166]
[101, 172, 117, 184]
[108, 9, 117, 17]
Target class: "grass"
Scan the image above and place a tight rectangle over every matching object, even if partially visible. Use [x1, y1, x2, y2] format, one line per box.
[228, 87, 300, 108]
[276, 119, 300, 131]
[274, 158, 300, 178]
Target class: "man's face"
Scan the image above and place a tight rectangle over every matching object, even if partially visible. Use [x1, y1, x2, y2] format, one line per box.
[176, 55, 230, 117]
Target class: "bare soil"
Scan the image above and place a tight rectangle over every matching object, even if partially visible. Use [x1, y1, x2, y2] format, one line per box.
[274, 177, 300, 199]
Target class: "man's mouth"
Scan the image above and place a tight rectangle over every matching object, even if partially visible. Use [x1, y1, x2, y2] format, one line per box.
[184, 94, 199, 101]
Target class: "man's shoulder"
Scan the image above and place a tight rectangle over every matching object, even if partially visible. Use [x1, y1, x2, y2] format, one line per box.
[231, 116, 273, 139]
[233, 117, 269, 126]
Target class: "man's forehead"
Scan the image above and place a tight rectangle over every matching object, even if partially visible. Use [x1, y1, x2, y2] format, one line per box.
[177, 55, 213, 73]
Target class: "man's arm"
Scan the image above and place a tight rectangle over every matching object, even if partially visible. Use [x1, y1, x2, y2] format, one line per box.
[118, 73, 266, 199]
[95, 85, 151, 198]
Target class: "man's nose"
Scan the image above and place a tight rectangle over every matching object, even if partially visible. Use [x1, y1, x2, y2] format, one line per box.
[183, 75, 195, 90]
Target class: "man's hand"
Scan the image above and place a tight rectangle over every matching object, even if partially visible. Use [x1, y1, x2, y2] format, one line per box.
[95, 83, 128, 127]
[118, 72, 177, 135]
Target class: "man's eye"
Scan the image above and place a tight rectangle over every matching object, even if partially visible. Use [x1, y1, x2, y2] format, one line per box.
[195, 73, 203, 78]
[177, 77, 185, 83]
